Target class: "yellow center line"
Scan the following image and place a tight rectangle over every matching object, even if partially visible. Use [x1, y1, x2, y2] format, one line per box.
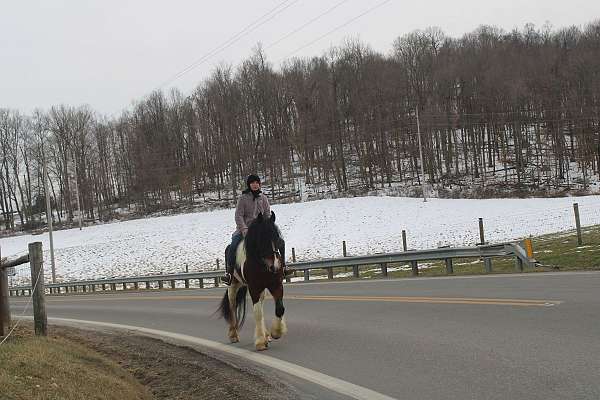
[11, 294, 562, 307]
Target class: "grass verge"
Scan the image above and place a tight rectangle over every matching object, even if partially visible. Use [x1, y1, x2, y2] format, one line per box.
[0, 326, 152, 400]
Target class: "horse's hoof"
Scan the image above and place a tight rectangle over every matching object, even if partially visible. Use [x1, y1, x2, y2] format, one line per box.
[267, 335, 273, 342]
[270, 333, 280, 340]
[256, 342, 268, 351]
[230, 336, 239, 343]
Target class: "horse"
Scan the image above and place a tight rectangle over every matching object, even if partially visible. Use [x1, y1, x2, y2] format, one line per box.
[217, 211, 287, 351]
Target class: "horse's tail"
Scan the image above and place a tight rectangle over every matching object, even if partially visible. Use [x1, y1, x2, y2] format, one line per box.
[217, 286, 247, 330]
[218, 290, 232, 323]
[235, 286, 247, 330]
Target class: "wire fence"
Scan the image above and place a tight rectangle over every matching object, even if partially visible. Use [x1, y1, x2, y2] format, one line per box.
[0, 260, 43, 346]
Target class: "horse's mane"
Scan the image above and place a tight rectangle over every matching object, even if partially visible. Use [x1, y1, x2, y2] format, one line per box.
[245, 213, 282, 262]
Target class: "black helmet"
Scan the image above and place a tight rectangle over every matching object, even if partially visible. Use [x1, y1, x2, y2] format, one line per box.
[246, 174, 261, 188]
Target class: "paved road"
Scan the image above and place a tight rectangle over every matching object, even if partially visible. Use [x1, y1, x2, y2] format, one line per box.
[10, 271, 600, 399]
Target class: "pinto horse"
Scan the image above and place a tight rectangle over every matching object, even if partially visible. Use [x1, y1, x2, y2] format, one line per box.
[217, 211, 287, 351]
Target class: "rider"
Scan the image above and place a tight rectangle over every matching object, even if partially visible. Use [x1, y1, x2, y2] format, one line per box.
[221, 174, 291, 285]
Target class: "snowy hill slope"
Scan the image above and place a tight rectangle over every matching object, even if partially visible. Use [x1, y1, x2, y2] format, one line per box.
[2, 196, 599, 282]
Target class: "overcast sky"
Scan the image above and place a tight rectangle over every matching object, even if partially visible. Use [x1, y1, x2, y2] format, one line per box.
[1, 0, 599, 117]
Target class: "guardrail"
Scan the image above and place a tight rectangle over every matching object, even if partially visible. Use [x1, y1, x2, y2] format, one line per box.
[8, 241, 534, 297]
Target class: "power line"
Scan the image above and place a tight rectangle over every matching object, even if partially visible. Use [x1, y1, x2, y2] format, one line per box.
[265, 0, 352, 51]
[156, 0, 300, 91]
[279, 0, 393, 62]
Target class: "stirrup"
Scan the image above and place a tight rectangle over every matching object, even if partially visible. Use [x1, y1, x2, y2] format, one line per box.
[221, 273, 232, 285]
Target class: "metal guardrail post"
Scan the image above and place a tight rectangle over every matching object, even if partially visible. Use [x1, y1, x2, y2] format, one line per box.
[484, 258, 493, 273]
[515, 257, 524, 272]
[381, 263, 388, 277]
[411, 261, 418, 276]
[445, 258, 454, 274]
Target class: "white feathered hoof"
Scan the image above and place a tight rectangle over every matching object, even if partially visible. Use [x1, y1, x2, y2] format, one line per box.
[228, 328, 239, 343]
[255, 337, 269, 351]
[270, 317, 287, 340]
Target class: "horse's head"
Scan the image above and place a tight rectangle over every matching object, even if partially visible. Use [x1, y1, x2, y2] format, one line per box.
[245, 212, 283, 273]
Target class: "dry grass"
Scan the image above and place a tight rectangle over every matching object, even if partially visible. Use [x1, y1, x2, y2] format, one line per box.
[0, 326, 152, 400]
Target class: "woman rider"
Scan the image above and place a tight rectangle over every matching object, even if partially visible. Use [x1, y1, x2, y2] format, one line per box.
[221, 174, 291, 284]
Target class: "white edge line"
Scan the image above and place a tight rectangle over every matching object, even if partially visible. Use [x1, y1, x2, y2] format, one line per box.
[18, 316, 398, 400]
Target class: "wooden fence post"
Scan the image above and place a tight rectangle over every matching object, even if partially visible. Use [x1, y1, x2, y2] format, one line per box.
[479, 218, 492, 271]
[285, 248, 296, 283]
[402, 230, 407, 251]
[574, 203, 583, 246]
[29, 242, 47, 336]
[0, 253, 9, 337]
[342, 241, 349, 272]
[479, 218, 485, 245]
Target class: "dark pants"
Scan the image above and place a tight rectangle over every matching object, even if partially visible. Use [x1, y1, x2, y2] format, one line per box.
[227, 232, 244, 274]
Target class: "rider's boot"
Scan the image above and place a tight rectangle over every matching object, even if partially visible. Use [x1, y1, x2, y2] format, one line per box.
[221, 272, 232, 285]
[221, 256, 233, 285]
[282, 261, 294, 278]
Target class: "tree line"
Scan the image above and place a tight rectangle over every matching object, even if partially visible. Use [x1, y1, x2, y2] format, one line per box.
[1, 21, 599, 232]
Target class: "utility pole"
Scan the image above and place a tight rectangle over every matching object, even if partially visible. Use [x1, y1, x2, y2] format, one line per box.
[42, 141, 57, 283]
[416, 106, 427, 202]
[72, 159, 83, 230]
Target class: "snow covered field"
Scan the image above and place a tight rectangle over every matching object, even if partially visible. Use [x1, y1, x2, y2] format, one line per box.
[2, 196, 600, 282]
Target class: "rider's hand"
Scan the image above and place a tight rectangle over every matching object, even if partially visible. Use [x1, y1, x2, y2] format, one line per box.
[242, 228, 248, 237]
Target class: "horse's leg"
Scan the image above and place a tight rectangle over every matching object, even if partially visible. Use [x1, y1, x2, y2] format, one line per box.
[250, 289, 268, 351]
[269, 284, 287, 340]
[227, 281, 241, 343]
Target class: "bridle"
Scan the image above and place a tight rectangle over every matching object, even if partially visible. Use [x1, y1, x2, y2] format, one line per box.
[261, 242, 282, 273]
